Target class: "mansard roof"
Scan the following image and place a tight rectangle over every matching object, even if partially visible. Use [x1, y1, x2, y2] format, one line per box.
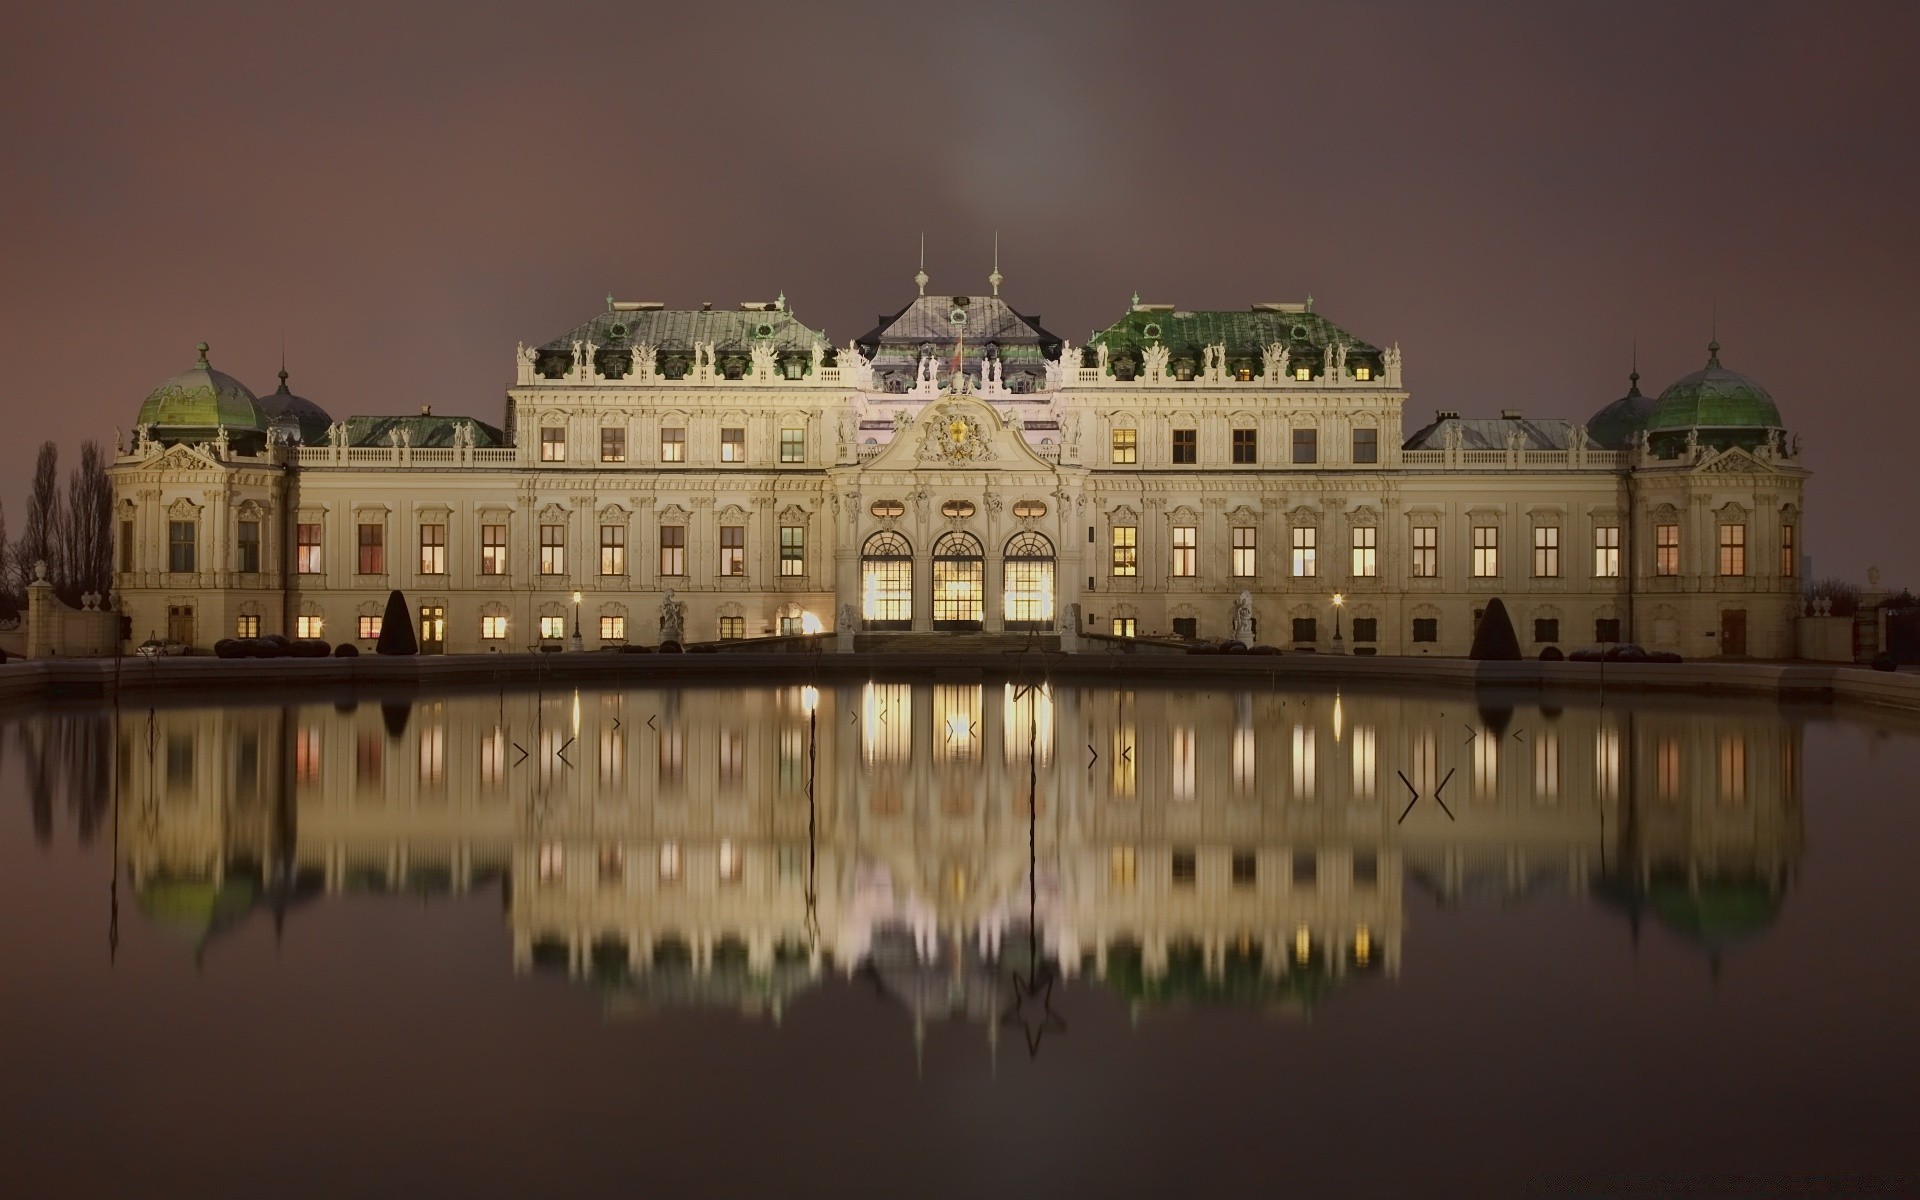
[856, 294, 1063, 364]
[1089, 303, 1382, 370]
[533, 301, 829, 380]
[343, 413, 502, 448]
[1402, 413, 1580, 451]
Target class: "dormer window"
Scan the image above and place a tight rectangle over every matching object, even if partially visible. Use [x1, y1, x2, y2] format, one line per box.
[1354, 365, 1373, 382]
[781, 356, 805, 380]
[1293, 366, 1312, 381]
[1174, 361, 1196, 381]
[1236, 366, 1253, 381]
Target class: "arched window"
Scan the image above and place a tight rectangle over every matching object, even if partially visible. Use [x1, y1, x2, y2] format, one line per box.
[932, 531, 984, 631]
[1003, 531, 1056, 631]
[862, 532, 913, 630]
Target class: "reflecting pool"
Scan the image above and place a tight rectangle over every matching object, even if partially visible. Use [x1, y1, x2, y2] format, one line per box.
[4, 682, 1917, 1195]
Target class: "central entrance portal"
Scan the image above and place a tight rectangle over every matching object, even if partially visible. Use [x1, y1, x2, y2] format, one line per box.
[932, 531, 984, 631]
[1002, 531, 1056, 631]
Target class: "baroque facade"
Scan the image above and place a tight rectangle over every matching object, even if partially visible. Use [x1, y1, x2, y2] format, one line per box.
[109, 275, 1808, 657]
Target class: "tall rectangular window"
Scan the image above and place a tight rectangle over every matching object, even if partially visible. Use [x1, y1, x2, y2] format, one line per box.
[419, 523, 446, 574]
[357, 523, 385, 575]
[660, 525, 685, 576]
[720, 525, 746, 576]
[119, 519, 135, 573]
[1291, 526, 1316, 578]
[1232, 527, 1257, 577]
[1352, 427, 1378, 463]
[1171, 525, 1196, 577]
[480, 525, 507, 575]
[599, 525, 625, 576]
[600, 426, 626, 463]
[1232, 428, 1258, 464]
[481, 614, 508, 640]
[659, 427, 685, 463]
[169, 521, 196, 573]
[296, 523, 322, 574]
[780, 526, 805, 576]
[1594, 526, 1620, 578]
[1411, 526, 1438, 577]
[539, 524, 565, 575]
[236, 520, 260, 573]
[358, 615, 383, 640]
[539, 426, 566, 462]
[1351, 526, 1377, 577]
[1292, 427, 1317, 464]
[1172, 428, 1196, 464]
[1110, 428, 1137, 464]
[235, 614, 260, 638]
[780, 427, 805, 463]
[719, 615, 745, 639]
[600, 615, 625, 641]
[1111, 616, 1136, 637]
[1532, 526, 1560, 578]
[1656, 524, 1680, 576]
[1472, 526, 1499, 577]
[296, 615, 323, 639]
[1718, 523, 1746, 576]
[720, 427, 746, 463]
[1111, 526, 1138, 577]
[1781, 523, 1795, 577]
[539, 615, 564, 640]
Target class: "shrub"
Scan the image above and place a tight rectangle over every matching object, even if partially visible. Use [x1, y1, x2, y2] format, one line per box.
[1604, 644, 1648, 662]
[1651, 651, 1683, 663]
[1469, 598, 1521, 661]
[290, 639, 330, 658]
[1873, 652, 1897, 672]
[333, 642, 360, 658]
[214, 639, 244, 659]
[1538, 646, 1564, 661]
[255, 635, 290, 659]
[376, 590, 418, 655]
[1252, 645, 1282, 655]
[659, 640, 683, 653]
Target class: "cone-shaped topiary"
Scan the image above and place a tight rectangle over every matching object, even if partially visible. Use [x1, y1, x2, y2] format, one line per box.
[1469, 597, 1522, 661]
[376, 590, 418, 655]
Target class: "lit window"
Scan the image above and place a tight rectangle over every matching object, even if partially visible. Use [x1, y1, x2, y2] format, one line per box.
[780, 525, 805, 576]
[235, 614, 260, 638]
[1012, 499, 1047, 519]
[600, 614, 625, 641]
[1718, 523, 1746, 576]
[719, 615, 745, 640]
[1112, 616, 1136, 637]
[1292, 427, 1317, 464]
[1533, 526, 1560, 578]
[1232, 526, 1257, 577]
[358, 615, 382, 640]
[1291, 526, 1316, 577]
[599, 524, 625, 575]
[481, 614, 507, 640]
[780, 427, 804, 463]
[1171, 525, 1196, 577]
[1111, 428, 1137, 464]
[357, 523, 384, 575]
[481, 524, 507, 575]
[539, 615, 564, 640]
[659, 525, 686, 576]
[296, 615, 323, 638]
[419, 523, 446, 574]
[1411, 525, 1438, 577]
[1293, 365, 1311, 381]
[720, 427, 746, 463]
[600, 426, 626, 463]
[1353, 365, 1373, 381]
[659, 427, 686, 463]
[1472, 525, 1499, 577]
[1352, 427, 1378, 463]
[1656, 524, 1680, 576]
[1351, 526, 1377, 577]
[720, 525, 746, 576]
[1594, 526, 1619, 578]
[1111, 526, 1137, 576]
[235, 520, 260, 573]
[540, 524, 565, 575]
[295, 523, 321, 574]
[1781, 524, 1796, 577]
[1172, 428, 1196, 464]
[1232, 428, 1257, 464]
[539, 426, 566, 462]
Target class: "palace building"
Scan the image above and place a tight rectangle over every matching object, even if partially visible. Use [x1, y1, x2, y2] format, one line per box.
[108, 270, 1808, 657]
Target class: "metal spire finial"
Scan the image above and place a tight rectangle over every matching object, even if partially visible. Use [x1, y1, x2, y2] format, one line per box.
[915, 233, 928, 296]
[1629, 337, 1639, 393]
[989, 231, 1002, 296]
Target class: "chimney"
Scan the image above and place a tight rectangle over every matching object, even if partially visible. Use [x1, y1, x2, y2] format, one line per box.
[1436, 409, 1461, 422]
[1501, 409, 1523, 420]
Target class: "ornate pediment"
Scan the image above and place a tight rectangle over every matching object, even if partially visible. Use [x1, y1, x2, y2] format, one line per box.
[538, 502, 569, 522]
[919, 407, 995, 464]
[166, 496, 200, 519]
[1349, 504, 1382, 526]
[1695, 447, 1770, 475]
[778, 504, 809, 524]
[144, 443, 222, 473]
[862, 396, 1053, 472]
[1287, 505, 1321, 526]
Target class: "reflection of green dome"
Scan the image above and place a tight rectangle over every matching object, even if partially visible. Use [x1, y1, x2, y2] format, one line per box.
[1585, 369, 1659, 450]
[1099, 940, 1359, 1011]
[136, 874, 258, 943]
[1645, 875, 1782, 949]
[1647, 341, 1782, 433]
[135, 343, 266, 436]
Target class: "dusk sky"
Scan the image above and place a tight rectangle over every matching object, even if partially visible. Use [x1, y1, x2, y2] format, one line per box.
[4, 1, 1916, 582]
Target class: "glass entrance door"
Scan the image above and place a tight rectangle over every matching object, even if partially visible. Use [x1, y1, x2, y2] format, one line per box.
[1002, 531, 1056, 631]
[419, 605, 445, 654]
[933, 532, 984, 631]
[861, 532, 913, 630]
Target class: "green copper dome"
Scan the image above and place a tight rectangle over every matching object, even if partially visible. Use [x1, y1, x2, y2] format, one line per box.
[1647, 341, 1781, 433]
[135, 342, 266, 435]
[255, 366, 333, 444]
[1585, 369, 1659, 450]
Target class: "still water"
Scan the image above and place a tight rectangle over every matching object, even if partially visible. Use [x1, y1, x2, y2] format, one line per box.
[3, 680, 1916, 1196]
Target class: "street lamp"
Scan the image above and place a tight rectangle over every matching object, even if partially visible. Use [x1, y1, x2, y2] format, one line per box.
[1330, 592, 1346, 654]
[570, 590, 584, 651]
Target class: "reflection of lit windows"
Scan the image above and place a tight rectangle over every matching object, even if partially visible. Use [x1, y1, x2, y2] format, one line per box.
[1294, 925, 1312, 963]
[481, 727, 506, 787]
[1352, 726, 1377, 799]
[1231, 851, 1256, 888]
[1292, 851, 1318, 888]
[1473, 729, 1498, 798]
[1291, 724, 1315, 797]
[780, 726, 807, 792]
[1410, 731, 1437, 794]
[1002, 682, 1054, 769]
[296, 726, 321, 785]
[1719, 735, 1747, 804]
[935, 685, 982, 764]
[1236, 726, 1258, 793]
[719, 839, 743, 884]
[1533, 730, 1559, 801]
[659, 842, 682, 883]
[418, 724, 444, 788]
[1595, 727, 1620, 801]
[1111, 698, 1136, 798]
[1657, 737, 1681, 801]
[599, 728, 624, 787]
[657, 728, 683, 786]
[1172, 726, 1196, 800]
[861, 683, 912, 766]
[538, 843, 564, 885]
[356, 731, 382, 788]
[1355, 926, 1373, 965]
[718, 729, 744, 788]
[1110, 847, 1137, 889]
[599, 845, 625, 886]
[1171, 848, 1197, 887]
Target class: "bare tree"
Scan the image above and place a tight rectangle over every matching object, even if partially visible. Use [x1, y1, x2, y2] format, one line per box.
[61, 440, 114, 604]
[16, 442, 61, 598]
[0, 500, 15, 618]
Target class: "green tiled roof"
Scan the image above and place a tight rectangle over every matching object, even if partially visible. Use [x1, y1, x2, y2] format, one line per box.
[344, 414, 503, 448]
[135, 343, 266, 433]
[1647, 343, 1781, 431]
[535, 302, 829, 380]
[1089, 305, 1381, 376]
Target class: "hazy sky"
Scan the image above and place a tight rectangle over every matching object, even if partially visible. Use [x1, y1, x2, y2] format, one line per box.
[3, 0, 1915, 582]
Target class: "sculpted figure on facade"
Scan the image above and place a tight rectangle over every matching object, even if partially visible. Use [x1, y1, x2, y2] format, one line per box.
[659, 590, 686, 644]
[750, 338, 779, 380]
[515, 341, 536, 385]
[1685, 428, 1700, 459]
[838, 601, 859, 632]
[1384, 342, 1403, 387]
[1265, 342, 1290, 383]
[630, 342, 658, 381]
[584, 340, 600, 380]
[1095, 342, 1110, 373]
[1232, 591, 1255, 645]
[1141, 343, 1170, 378]
[842, 340, 873, 390]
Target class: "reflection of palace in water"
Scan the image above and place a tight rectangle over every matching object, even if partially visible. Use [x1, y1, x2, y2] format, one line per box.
[116, 684, 1802, 1029]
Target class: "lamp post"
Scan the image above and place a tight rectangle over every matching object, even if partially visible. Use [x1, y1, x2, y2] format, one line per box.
[1331, 592, 1346, 654]
[570, 590, 584, 651]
